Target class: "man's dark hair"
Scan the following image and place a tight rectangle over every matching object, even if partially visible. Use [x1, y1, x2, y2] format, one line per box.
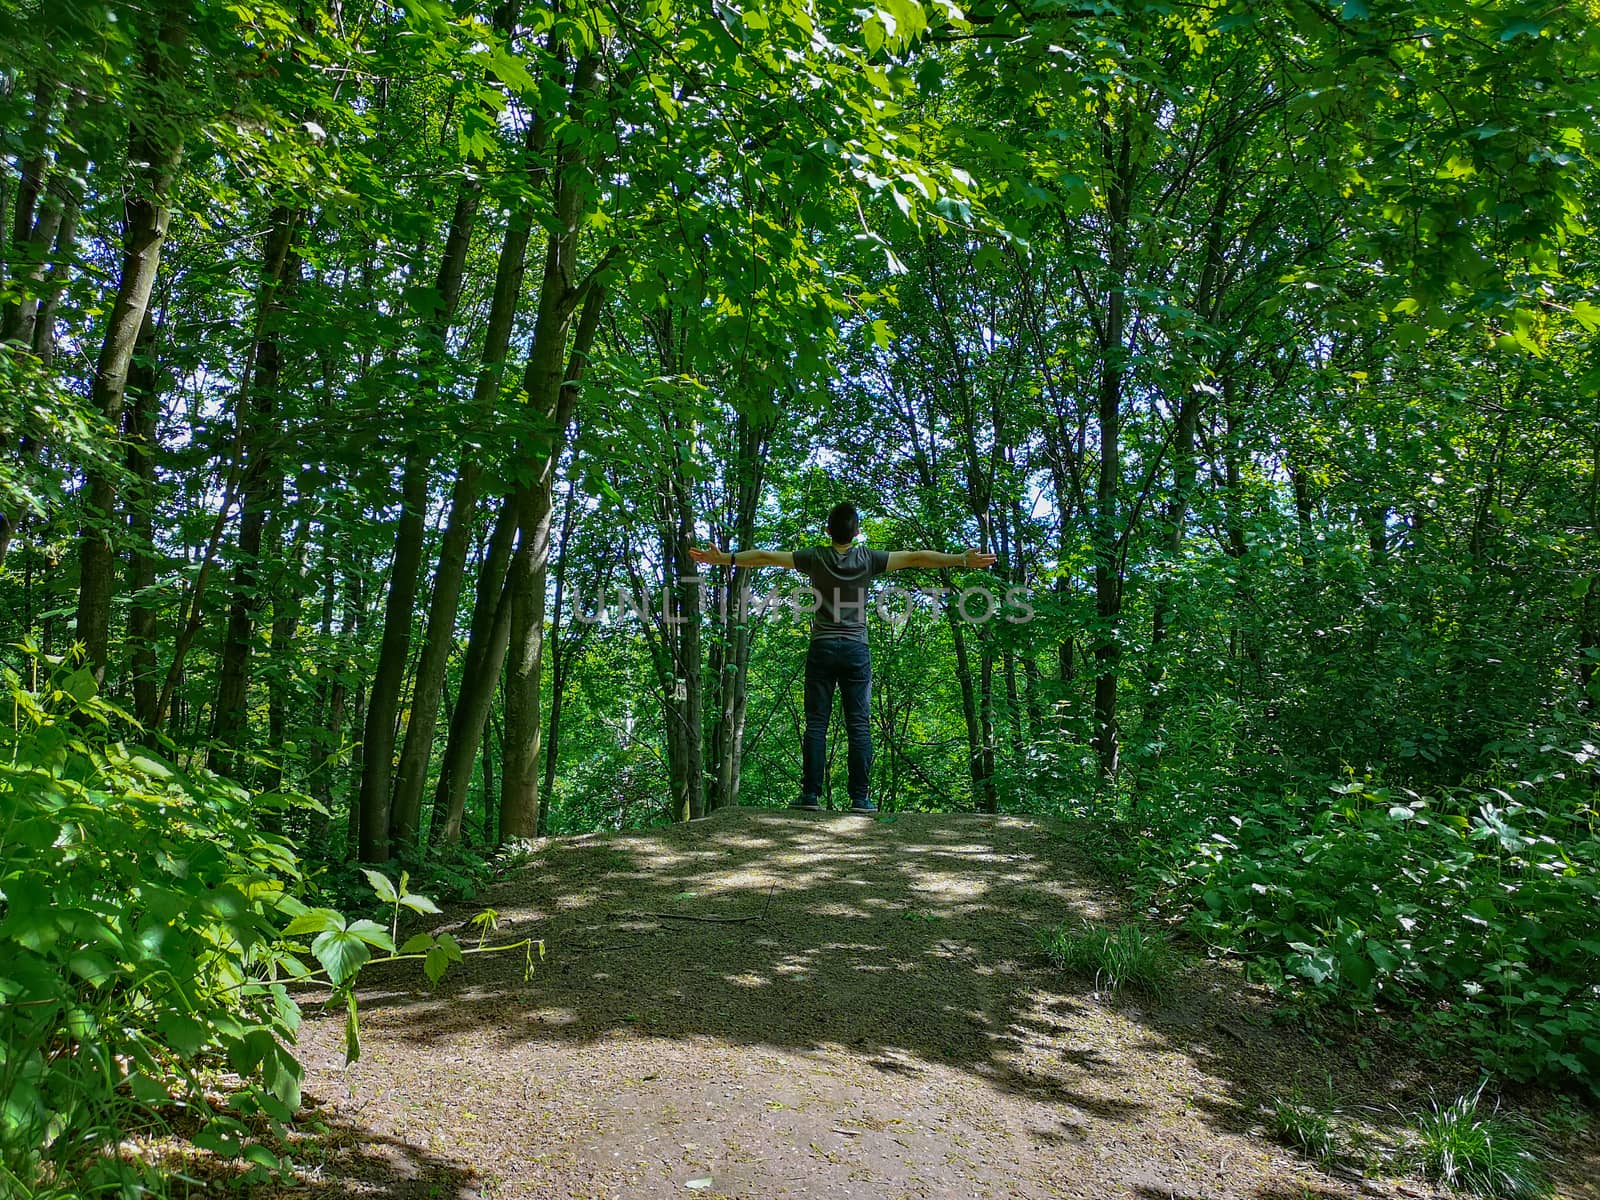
[827, 502, 860, 545]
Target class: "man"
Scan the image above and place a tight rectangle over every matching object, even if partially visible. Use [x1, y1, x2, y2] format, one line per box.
[689, 502, 997, 812]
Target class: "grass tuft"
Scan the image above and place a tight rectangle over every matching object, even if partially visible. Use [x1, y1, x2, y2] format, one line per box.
[1037, 920, 1174, 1000]
[1267, 1092, 1339, 1167]
[1410, 1083, 1550, 1200]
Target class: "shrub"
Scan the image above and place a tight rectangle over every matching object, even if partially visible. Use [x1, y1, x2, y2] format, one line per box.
[1, 662, 325, 1194]
[0, 661, 530, 1195]
[1178, 771, 1600, 1090]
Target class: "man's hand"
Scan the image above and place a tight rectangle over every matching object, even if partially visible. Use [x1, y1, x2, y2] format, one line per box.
[964, 548, 999, 569]
[687, 543, 730, 567]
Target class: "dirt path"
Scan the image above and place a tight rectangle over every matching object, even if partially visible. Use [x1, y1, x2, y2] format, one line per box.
[288, 809, 1590, 1200]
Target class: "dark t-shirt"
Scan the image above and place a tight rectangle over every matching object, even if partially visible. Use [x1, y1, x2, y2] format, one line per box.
[792, 544, 890, 642]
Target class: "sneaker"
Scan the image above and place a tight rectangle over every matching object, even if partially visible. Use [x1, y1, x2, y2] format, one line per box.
[849, 798, 878, 813]
[790, 797, 821, 811]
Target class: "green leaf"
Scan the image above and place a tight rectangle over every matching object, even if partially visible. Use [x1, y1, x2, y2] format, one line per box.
[156, 1013, 210, 1058]
[398, 893, 443, 915]
[1571, 300, 1600, 331]
[1340, 951, 1375, 992]
[193, 1126, 243, 1158]
[362, 869, 399, 903]
[347, 919, 396, 952]
[1368, 942, 1400, 975]
[435, 932, 464, 963]
[344, 990, 360, 1063]
[283, 908, 345, 937]
[400, 932, 434, 954]
[311, 930, 371, 984]
[424, 944, 452, 985]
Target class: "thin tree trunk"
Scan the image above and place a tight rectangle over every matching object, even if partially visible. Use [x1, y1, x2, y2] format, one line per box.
[357, 181, 485, 861]
[707, 409, 767, 811]
[1580, 427, 1600, 711]
[1091, 112, 1132, 782]
[308, 547, 341, 842]
[2, 92, 88, 349]
[1142, 390, 1200, 730]
[943, 575, 986, 809]
[541, 473, 583, 805]
[73, 12, 187, 681]
[212, 208, 299, 773]
[429, 503, 519, 846]
[124, 310, 162, 726]
[266, 487, 314, 791]
[482, 708, 502, 845]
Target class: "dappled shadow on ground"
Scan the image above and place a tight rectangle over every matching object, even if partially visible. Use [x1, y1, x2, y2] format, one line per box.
[283, 1116, 484, 1200]
[355, 810, 1441, 1115]
[144, 1109, 483, 1200]
[293, 809, 1526, 1198]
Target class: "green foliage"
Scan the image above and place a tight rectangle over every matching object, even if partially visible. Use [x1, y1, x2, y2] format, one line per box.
[1409, 1083, 1551, 1200]
[1178, 768, 1599, 1091]
[1055, 736, 1600, 1094]
[0, 659, 531, 1195]
[1036, 920, 1175, 1002]
[0, 660, 318, 1194]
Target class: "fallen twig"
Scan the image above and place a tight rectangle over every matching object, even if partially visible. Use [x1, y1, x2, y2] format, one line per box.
[628, 911, 764, 924]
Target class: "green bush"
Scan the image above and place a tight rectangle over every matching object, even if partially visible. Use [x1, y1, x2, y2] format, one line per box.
[0, 662, 333, 1194]
[1173, 770, 1600, 1091]
[0, 660, 534, 1196]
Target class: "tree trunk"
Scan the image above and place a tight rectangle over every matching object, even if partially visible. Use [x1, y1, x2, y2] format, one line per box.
[664, 476, 706, 823]
[1142, 390, 1200, 730]
[211, 207, 299, 774]
[1090, 113, 1132, 782]
[1581, 427, 1600, 711]
[123, 309, 162, 726]
[388, 182, 537, 853]
[943, 574, 987, 809]
[707, 408, 768, 811]
[357, 179, 485, 861]
[266, 487, 314, 792]
[73, 12, 187, 681]
[2, 91, 88, 349]
[429, 503, 519, 846]
[500, 279, 606, 839]
[541, 472, 585, 806]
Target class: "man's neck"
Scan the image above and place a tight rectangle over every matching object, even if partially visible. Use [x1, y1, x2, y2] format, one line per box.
[831, 542, 853, 553]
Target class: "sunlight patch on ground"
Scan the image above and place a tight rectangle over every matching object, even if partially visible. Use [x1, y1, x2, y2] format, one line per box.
[803, 900, 871, 918]
[523, 1006, 580, 1026]
[905, 872, 990, 900]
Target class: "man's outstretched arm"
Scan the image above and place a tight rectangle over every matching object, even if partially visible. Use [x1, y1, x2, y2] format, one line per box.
[886, 548, 998, 571]
[687, 545, 798, 570]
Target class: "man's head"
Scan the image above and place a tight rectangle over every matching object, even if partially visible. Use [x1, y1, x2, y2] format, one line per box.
[827, 502, 859, 546]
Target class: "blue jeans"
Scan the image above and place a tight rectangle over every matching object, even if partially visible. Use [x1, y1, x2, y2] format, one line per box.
[800, 636, 873, 805]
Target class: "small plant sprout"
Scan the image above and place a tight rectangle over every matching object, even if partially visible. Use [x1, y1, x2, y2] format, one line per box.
[282, 870, 541, 1061]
